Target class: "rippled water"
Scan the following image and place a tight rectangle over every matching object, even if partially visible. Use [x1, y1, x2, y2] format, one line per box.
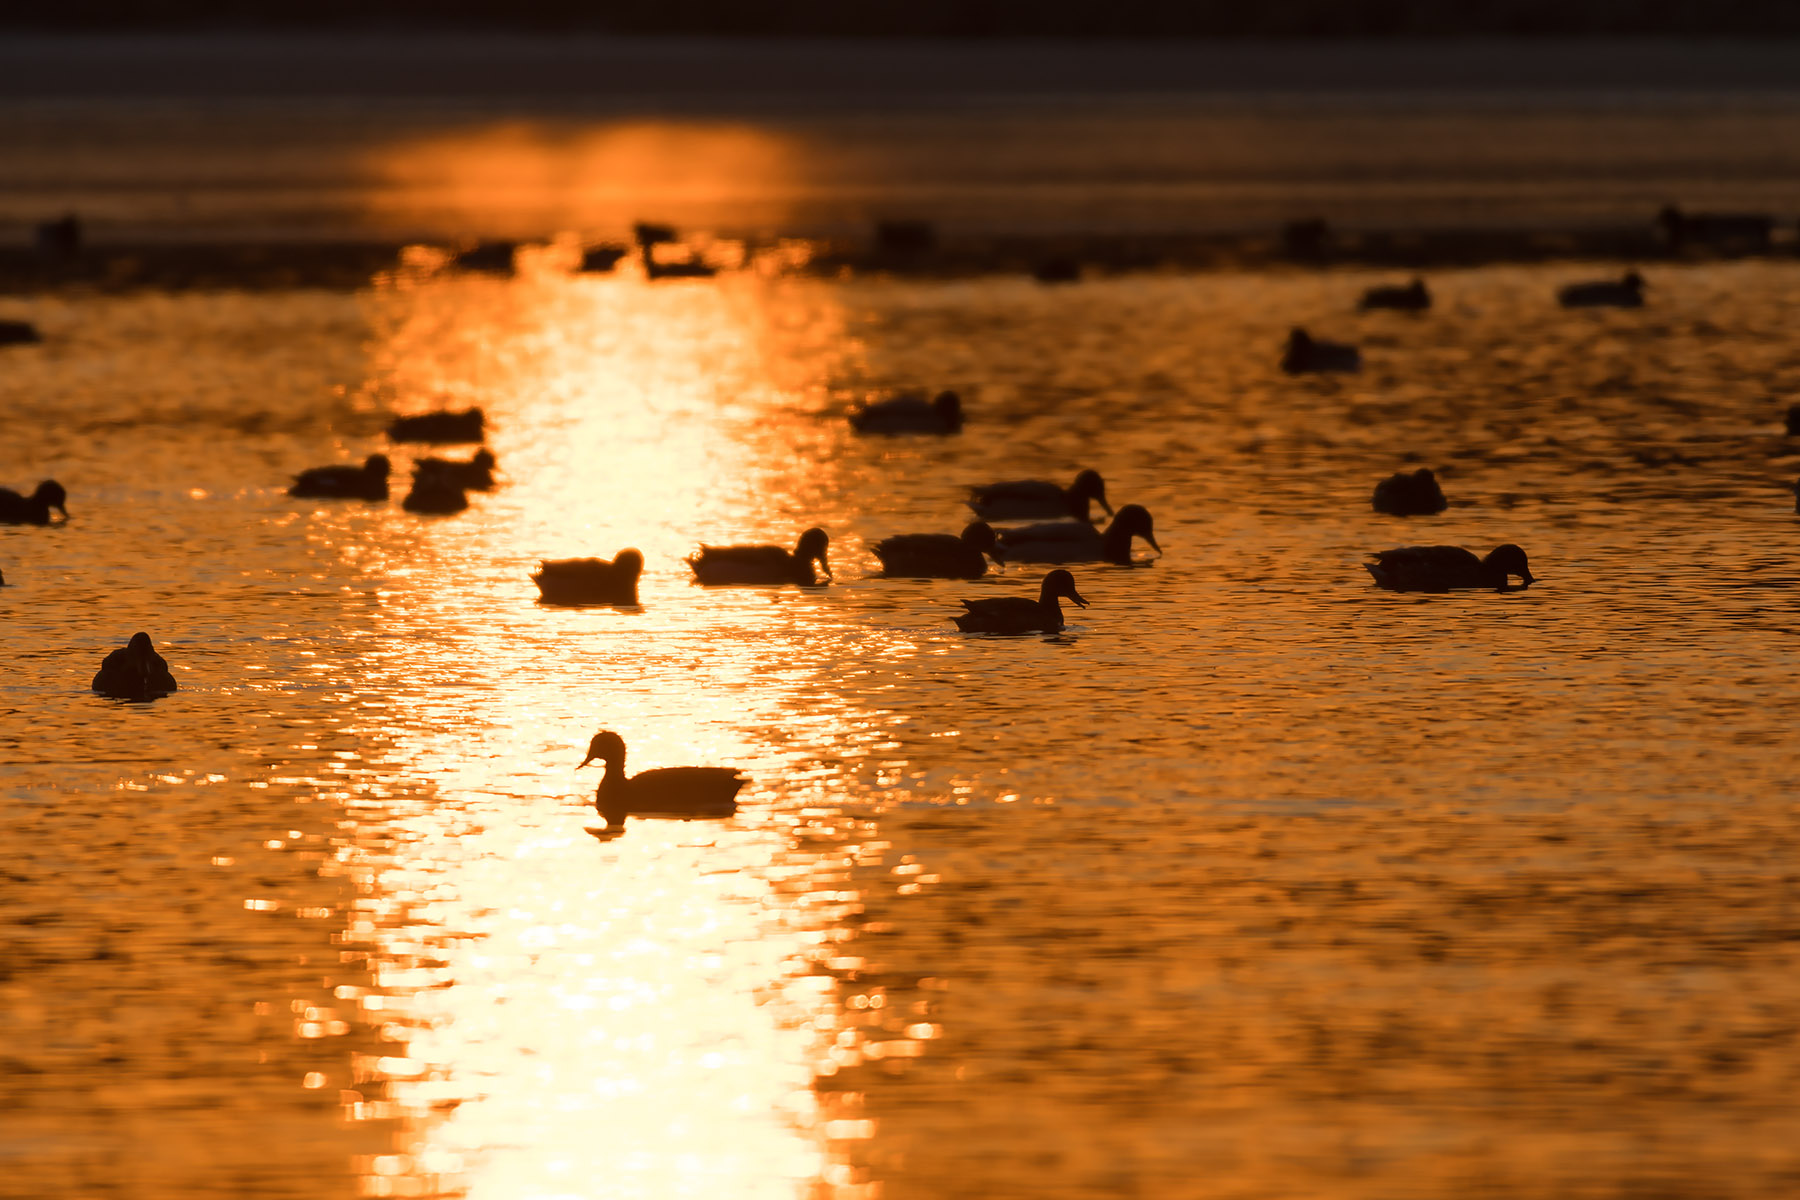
[6, 257, 1800, 1198]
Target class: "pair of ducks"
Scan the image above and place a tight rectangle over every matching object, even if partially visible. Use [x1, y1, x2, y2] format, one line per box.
[530, 534, 829, 605]
[289, 449, 497, 511]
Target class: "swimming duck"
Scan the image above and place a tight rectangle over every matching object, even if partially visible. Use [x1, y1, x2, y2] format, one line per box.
[1558, 270, 1644, 309]
[1366, 544, 1536, 592]
[969, 469, 1112, 522]
[872, 522, 1001, 578]
[1358, 278, 1431, 311]
[288, 454, 390, 501]
[533, 550, 644, 605]
[0, 480, 67, 525]
[402, 471, 468, 514]
[450, 241, 518, 273]
[1281, 327, 1361, 374]
[416, 448, 496, 491]
[0, 320, 42, 346]
[1371, 468, 1448, 516]
[92, 632, 177, 700]
[997, 504, 1161, 565]
[387, 408, 486, 444]
[849, 390, 963, 435]
[689, 527, 830, 586]
[953, 568, 1089, 634]
[578, 729, 747, 829]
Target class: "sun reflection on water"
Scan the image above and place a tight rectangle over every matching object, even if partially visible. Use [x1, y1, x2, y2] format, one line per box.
[328, 267, 900, 1198]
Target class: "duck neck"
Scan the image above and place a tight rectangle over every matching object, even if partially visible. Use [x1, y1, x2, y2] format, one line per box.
[595, 757, 629, 822]
[1100, 520, 1133, 564]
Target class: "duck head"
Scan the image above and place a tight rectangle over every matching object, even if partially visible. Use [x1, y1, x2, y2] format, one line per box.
[126, 631, 155, 658]
[1069, 469, 1112, 518]
[1039, 568, 1089, 608]
[795, 527, 832, 580]
[363, 455, 392, 478]
[932, 390, 964, 430]
[1287, 327, 1313, 352]
[579, 729, 627, 769]
[1622, 270, 1645, 292]
[613, 548, 645, 580]
[1111, 504, 1160, 554]
[960, 520, 1001, 561]
[34, 480, 67, 517]
[1485, 543, 1536, 587]
[473, 449, 497, 469]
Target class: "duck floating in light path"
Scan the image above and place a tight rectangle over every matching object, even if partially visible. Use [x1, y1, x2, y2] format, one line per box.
[534, 550, 644, 605]
[850, 390, 963, 435]
[288, 455, 390, 501]
[1372, 468, 1448, 516]
[997, 504, 1160, 565]
[1558, 271, 1644, 309]
[417, 448, 496, 491]
[689, 528, 831, 586]
[1366, 544, 1536, 592]
[402, 471, 468, 514]
[93, 632, 177, 700]
[872, 522, 1000, 579]
[1359, 278, 1431, 311]
[953, 568, 1089, 634]
[0, 480, 67, 525]
[387, 408, 485, 444]
[1281, 327, 1361, 374]
[578, 730, 747, 830]
[969, 469, 1112, 522]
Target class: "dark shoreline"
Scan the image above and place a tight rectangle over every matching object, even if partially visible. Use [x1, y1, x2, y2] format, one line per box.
[1, 224, 1791, 293]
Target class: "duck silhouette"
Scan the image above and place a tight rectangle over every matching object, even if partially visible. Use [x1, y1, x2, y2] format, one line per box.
[1358, 278, 1431, 311]
[1366, 544, 1535, 592]
[1371, 468, 1448, 516]
[689, 528, 830, 586]
[1281, 327, 1361, 374]
[0, 320, 43, 346]
[997, 504, 1160, 565]
[416, 448, 496, 491]
[288, 455, 390, 501]
[578, 730, 747, 829]
[534, 550, 644, 605]
[1558, 271, 1644, 309]
[953, 568, 1089, 634]
[402, 471, 468, 514]
[387, 408, 485, 444]
[849, 390, 963, 435]
[969, 469, 1112, 522]
[872, 522, 1001, 578]
[92, 632, 177, 700]
[0, 480, 67, 525]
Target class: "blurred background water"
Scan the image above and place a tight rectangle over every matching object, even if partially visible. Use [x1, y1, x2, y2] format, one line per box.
[5, 39, 1800, 1200]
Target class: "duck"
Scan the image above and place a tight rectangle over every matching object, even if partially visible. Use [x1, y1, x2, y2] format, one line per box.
[1366, 544, 1536, 592]
[849, 390, 963, 435]
[1281, 327, 1361, 374]
[969, 468, 1112, 522]
[872, 522, 1001, 579]
[997, 504, 1161, 565]
[450, 241, 518, 273]
[0, 480, 68, 525]
[1558, 270, 1644, 309]
[1358, 278, 1431, 311]
[92, 632, 177, 700]
[533, 550, 644, 605]
[0, 320, 43, 346]
[387, 408, 485, 444]
[689, 527, 830, 586]
[1371, 468, 1448, 516]
[402, 471, 468, 514]
[953, 568, 1089, 634]
[288, 454, 390, 501]
[578, 729, 747, 829]
[416, 448, 496, 491]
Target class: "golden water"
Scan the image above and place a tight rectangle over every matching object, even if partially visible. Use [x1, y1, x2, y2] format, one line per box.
[5, 259, 1800, 1198]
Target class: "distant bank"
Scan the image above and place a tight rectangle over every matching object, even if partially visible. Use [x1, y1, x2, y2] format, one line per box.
[5, 36, 1800, 101]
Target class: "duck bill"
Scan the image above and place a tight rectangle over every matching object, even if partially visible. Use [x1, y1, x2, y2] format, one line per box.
[577, 754, 595, 769]
[817, 555, 833, 581]
[1519, 571, 1537, 587]
[1069, 590, 1090, 608]
[1145, 535, 1162, 554]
